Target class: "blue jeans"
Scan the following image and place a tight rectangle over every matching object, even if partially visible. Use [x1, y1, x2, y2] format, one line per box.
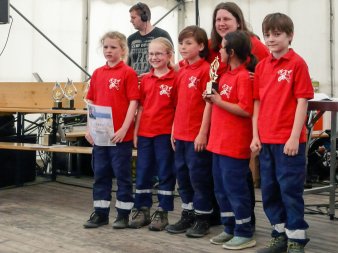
[212, 154, 253, 237]
[259, 143, 309, 244]
[134, 135, 176, 211]
[174, 140, 213, 213]
[92, 142, 134, 217]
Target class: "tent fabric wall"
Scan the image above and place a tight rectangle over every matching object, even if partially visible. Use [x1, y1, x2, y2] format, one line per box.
[0, 0, 337, 96]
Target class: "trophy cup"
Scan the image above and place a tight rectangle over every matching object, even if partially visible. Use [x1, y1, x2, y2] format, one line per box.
[64, 78, 77, 109]
[52, 81, 64, 109]
[42, 115, 53, 146]
[206, 56, 220, 95]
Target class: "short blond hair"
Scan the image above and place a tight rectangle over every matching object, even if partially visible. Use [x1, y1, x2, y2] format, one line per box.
[100, 31, 128, 61]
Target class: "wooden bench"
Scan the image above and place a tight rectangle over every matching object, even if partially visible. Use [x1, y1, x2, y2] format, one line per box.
[0, 82, 89, 182]
[0, 142, 92, 154]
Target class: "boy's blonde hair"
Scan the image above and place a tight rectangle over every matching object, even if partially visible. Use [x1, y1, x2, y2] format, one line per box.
[100, 31, 128, 61]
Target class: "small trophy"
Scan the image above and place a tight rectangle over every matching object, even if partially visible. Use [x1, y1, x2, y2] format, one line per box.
[52, 81, 64, 109]
[206, 56, 220, 95]
[42, 115, 53, 146]
[64, 78, 77, 109]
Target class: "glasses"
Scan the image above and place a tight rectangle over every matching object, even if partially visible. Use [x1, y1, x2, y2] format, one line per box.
[148, 52, 167, 58]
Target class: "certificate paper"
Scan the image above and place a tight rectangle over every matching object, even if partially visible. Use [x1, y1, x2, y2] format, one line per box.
[87, 102, 115, 146]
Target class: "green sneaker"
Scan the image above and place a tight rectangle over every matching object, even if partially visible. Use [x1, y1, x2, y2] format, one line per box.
[222, 236, 256, 250]
[287, 241, 305, 253]
[257, 235, 288, 253]
[210, 231, 233, 245]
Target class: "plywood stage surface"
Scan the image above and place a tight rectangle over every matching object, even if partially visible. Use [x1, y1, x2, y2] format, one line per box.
[0, 177, 337, 253]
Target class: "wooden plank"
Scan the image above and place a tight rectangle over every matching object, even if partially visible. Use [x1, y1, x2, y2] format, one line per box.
[0, 142, 92, 154]
[0, 82, 87, 109]
[0, 107, 87, 114]
[0, 142, 137, 156]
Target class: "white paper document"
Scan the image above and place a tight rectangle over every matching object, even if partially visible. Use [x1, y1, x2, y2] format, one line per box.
[87, 102, 115, 146]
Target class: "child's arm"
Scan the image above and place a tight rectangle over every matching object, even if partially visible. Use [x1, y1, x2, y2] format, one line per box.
[194, 102, 212, 152]
[111, 100, 138, 144]
[207, 89, 251, 117]
[284, 98, 308, 156]
[250, 100, 262, 154]
[133, 105, 143, 148]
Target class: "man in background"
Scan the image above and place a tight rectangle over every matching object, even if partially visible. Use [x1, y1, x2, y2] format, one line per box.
[128, 2, 173, 76]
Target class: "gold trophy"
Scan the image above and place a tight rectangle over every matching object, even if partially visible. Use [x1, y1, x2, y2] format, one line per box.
[52, 81, 64, 109]
[64, 78, 77, 109]
[206, 56, 220, 95]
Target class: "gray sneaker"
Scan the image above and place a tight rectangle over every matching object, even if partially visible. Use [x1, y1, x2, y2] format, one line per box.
[257, 235, 288, 253]
[112, 215, 129, 229]
[223, 236, 256, 250]
[210, 231, 234, 245]
[287, 241, 304, 253]
[149, 209, 168, 231]
[128, 207, 150, 229]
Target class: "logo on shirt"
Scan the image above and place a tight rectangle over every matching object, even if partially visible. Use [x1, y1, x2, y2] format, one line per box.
[159, 84, 172, 97]
[108, 78, 121, 90]
[188, 76, 199, 89]
[220, 83, 232, 99]
[277, 69, 292, 83]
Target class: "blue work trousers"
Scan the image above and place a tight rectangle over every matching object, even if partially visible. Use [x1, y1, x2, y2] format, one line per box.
[174, 140, 213, 213]
[134, 135, 176, 211]
[92, 142, 134, 217]
[212, 154, 253, 237]
[259, 143, 309, 244]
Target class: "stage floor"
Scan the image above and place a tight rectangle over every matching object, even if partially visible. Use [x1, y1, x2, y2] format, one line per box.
[0, 176, 337, 253]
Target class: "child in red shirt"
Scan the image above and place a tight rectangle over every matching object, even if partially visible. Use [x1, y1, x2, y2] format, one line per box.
[129, 37, 176, 231]
[83, 31, 139, 229]
[207, 2, 269, 230]
[206, 30, 257, 250]
[251, 13, 314, 253]
[165, 25, 214, 238]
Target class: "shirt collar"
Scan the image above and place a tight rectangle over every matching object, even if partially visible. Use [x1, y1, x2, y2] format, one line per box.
[184, 58, 206, 70]
[269, 48, 295, 63]
[103, 60, 124, 70]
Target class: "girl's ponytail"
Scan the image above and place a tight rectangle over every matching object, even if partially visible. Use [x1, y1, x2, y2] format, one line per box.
[246, 53, 257, 73]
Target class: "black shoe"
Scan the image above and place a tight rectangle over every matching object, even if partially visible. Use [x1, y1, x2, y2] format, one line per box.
[112, 215, 129, 229]
[257, 235, 288, 253]
[185, 215, 210, 238]
[166, 209, 195, 234]
[83, 212, 109, 228]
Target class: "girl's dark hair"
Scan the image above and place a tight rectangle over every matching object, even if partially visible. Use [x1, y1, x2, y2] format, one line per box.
[211, 2, 251, 51]
[178, 25, 209, 59]
[224, 31, 257, 72]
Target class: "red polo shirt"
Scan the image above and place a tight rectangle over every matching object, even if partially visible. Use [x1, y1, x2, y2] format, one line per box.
[253, 49, 314, 144]
[207, 35, 269, 77]
[138, 68, 176, 137]
[173, 59, 210, 141]
[207, 65, 253, 159]
[86, 61, 140, 142]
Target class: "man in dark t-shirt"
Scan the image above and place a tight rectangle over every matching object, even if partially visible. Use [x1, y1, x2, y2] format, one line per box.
[128, 2, 173, 76]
